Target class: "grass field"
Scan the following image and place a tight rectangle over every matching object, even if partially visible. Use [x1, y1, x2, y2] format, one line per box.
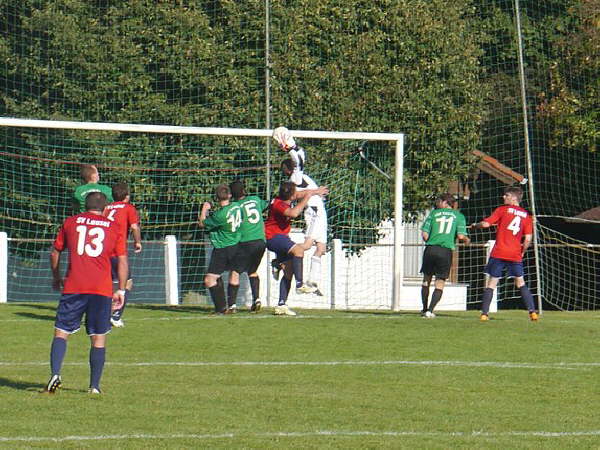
[1, 303, 599, 449]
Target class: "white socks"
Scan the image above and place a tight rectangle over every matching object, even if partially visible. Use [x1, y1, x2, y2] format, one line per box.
[309, 256, 321, 285]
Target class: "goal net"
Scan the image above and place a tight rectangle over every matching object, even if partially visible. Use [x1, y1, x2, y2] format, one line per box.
[0, 118, 407, 310]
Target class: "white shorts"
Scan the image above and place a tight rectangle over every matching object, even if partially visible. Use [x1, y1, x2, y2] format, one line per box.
[304, 206, 327, 244]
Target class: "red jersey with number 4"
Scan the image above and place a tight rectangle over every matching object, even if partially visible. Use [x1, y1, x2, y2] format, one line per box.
[264, 198, 292, 240]
[103, 201, 140, 255]
[485, 205, 533, 262]
[53, 212, 126, 296]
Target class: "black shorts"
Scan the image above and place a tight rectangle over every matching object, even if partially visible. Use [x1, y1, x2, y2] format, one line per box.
[207, 244, 243, 275]
[237, 239, 266, 274]
[420, 245, 453, 280]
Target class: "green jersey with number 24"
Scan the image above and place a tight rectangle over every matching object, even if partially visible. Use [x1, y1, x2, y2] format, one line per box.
[235, 195, 268, 242]
[203, 203, 242, 248]
[421, 208, 467, 250]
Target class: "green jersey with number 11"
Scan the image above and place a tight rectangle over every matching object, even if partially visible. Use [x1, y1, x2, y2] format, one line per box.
[421, 208, 467, 250]
[203, 203, 242, 248]
[235, 195, 268, 242]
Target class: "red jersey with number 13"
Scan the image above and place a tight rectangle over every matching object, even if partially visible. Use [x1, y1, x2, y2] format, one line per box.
[53, 212, 126, 296]
[485, 205, 533, 262]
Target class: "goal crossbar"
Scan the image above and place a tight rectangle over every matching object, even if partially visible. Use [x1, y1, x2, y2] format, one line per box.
[0, 117, 403, 142]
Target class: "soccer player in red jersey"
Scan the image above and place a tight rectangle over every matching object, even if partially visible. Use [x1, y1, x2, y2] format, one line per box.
[471, 186, 538, 321]
[104, 182, 142, 327]
[43, 192, 128, 394]
[265, 181, 328, 316]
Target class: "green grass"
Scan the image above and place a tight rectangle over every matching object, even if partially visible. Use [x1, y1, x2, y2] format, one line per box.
[1, 303, 599, 449]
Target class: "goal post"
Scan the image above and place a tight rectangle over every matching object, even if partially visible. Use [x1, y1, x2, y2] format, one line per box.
[0, 117, 405, 309]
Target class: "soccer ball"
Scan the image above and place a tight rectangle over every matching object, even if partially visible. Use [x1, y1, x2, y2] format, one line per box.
[272, 126, 296, 150]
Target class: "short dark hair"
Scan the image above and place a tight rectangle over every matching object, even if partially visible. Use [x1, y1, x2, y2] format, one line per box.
[437, 193, 456, 207]
[278, 181, 296, 201]
[112, 182, 129, 202]
[229, 180, 245, 200]
[215, 184, 231, 201]
[281, 158, 296, 174]
[85, 192, 107, 211]
[505, 186, 523, 202]
[80, 164, 97, 182]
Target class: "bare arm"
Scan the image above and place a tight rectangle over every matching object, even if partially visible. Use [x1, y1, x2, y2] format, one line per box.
[470, 221, 491, 230]
[198, 202, 212, 228]
[293, 186, 328, 200]
[283, 195, 312, 219]
[457, 233, 471, 245]
[421, 231, 429, 242]
[284, 186, 329, 218]
[130, 223, 142, 253]
[112, 255, 129, 310]
[50, 249, 62, 291]
[521, 234, 532, 257]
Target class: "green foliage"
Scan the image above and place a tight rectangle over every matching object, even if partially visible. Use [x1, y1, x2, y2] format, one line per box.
[0, 0, 597, 242]
[536, 0, 599, 154]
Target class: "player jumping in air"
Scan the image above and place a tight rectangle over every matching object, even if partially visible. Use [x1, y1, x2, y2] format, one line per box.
[471, 186, 538, 321]
[273, 126, 328, 294]
[265, 181, 328, 315]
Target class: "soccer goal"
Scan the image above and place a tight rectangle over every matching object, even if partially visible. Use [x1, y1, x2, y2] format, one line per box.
[0, 117, 412, 310]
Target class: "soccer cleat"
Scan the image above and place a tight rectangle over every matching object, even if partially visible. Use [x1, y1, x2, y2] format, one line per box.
[250, 300, 262, 313]
[529, 311, 539, 321]
[88, 387, 102, 394]
[42, 374, 62, 394]
[480, 314, 489, 322]
[111, 318, 125, 328]
[424, 311, 436, 319]
[271, 259, 281, 280]
[307, 282, 324, 297]
[274, 305, 297, 316]
[296, 284, 317, 295]
[224, 305, 237, 314]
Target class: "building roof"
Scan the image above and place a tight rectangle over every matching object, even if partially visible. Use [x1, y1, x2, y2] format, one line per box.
[567, 206, 600, 224]
[472, 150, 526, 185]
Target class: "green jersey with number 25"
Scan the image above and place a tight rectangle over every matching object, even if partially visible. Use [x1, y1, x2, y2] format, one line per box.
[235, 195, 268, 242]
[421, 208, 467, 250]
[203, 203, 242, 248]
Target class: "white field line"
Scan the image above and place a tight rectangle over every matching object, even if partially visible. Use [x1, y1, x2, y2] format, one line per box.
[1, 313, 599, 323]
[1, 359, 599, 370]
[1, 430, 600, 443]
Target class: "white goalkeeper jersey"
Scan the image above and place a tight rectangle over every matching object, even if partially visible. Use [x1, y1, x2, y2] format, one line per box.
[288, 146, 306, 186]
[291, 171, 324, 210]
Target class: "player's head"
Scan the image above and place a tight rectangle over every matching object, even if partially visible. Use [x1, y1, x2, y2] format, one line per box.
[112, 182, 130, 202]
[80, 164, 99, 183]
[229, 180, 246, 200]
[503, 186, 523, 205]
[214, 184, 231, 202]
[435, 193, 456, 209]
[278, 181, 296, 201]
[85, 192, 107, 212]
[280, 158, 296, 177]
[272, 126, 296, 151]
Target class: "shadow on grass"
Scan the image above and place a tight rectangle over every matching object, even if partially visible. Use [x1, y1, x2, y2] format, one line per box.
[0, 376, 47, 393]
[14, 312, 55, 321]
[5, 303, 56, 312]
[131, 304, 215, 315]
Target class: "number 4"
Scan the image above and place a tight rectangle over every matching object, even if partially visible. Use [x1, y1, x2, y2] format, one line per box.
[507, 216, 521, 235]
